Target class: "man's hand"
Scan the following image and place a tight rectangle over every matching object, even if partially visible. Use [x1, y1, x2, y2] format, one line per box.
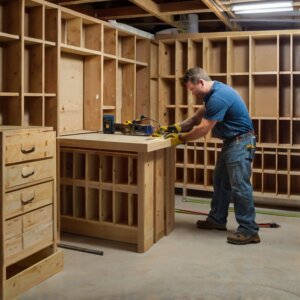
[165, 133, 184, 146]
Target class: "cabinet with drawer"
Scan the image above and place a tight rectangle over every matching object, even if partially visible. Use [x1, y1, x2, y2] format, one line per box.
[0, 126, 63, 300]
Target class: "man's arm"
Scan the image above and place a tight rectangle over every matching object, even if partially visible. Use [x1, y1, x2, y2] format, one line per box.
[179, 106, 206, 132]
[181, 118, 217, 143]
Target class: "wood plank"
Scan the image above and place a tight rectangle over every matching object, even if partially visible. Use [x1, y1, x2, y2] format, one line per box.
[154, 150, 165, 242]
[84, 56, 101, 130]
[61, 216, 138, 244]
[129, 0, 183, 30]
[5, 251, 63, 300]
[59, 53, 84, 133]
[137, 152, 154, 252]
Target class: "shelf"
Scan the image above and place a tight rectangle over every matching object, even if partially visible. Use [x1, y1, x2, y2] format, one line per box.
[103, 26, 116, 56]
[0, 32, 19, 42]
[263, 173, 276, 194]
[45, 7, 58, 43]
[82, 23, 102, 52]
[293, 75, 300, 117]
[160, 41, 175, 76]
[261, 120, 277, 144]
[279, 35, 291, 72]
[252, 36, 277, 72]
[86, 188, 99, 221]
[189, 40, 203, 68]
[252, 75, 277, 118]
[160, 78, 175, 106]
[231, 75, 249, 109]
[24, 36, 43, 45]
[292, 121, 300, 145]
[101, 190, 113, 222]
[24, 96, 43, 126]
[176, 41, 188, 76]
[207, 38, 227, 74]
[136, 38, 149, 64]
[0, 96, 21, 126]
[74, 186, 85, 218]
[66, 17, 82, 47]
[230, 37, 249, 73]
[61, 44, 101, 56]
[103, 59, 117, 107]
[279, 74, 291, 117]
[293, 35, 300, 71]
[24, 1, 43, 40]
[279, 120, 291, 145]
[118, 33, 135, 60]
[290, 175, 300, 196]
[0, 92, 19, 97]
[277, 174, 288, 195]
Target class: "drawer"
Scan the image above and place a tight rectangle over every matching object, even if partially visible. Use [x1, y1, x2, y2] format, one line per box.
[4, 181, 53, 219]
[5, 158, 54, 190]
[4, 205, 53, 259]
[5, 216, 22, 240]
[5, 131, 55, 165]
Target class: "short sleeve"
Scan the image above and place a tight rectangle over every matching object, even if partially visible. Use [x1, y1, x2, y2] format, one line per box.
[204, 97, 229, 121]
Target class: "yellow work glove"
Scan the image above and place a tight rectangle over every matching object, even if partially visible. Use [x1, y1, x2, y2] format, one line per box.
[165, 133, 185, 146]
[173, 123, 181, 133]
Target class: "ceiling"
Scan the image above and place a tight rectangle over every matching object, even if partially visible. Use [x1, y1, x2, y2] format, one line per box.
[49, 0, 300, 34]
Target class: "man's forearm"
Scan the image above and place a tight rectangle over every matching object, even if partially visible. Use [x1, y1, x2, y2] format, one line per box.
[179, 106, 206, 132]
[181, 125, 209, 143]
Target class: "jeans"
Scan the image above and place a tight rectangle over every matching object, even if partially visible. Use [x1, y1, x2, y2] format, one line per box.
[208, 134, 259, 235]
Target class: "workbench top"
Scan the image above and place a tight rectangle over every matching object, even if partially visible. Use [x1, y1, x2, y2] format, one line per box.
[58, 132, 171, 153]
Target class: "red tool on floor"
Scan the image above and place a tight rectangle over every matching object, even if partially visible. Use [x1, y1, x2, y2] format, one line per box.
[175, 208, 280, 228]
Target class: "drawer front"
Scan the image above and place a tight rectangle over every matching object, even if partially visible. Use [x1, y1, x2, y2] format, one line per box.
[4, 205, 53, 259]
[5, 216, 22, 240]
[5, 131, 55, 164]
[23, 205, 53, 232]
[4, 181, 54, 219]
[5, 158, 54, 189]
[5, 235, 22, 258]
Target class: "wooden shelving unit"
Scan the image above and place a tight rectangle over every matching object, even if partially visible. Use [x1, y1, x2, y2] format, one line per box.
[155, 30, 300, 207]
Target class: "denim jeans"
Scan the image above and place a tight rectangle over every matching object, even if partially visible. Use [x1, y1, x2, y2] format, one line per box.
[208, 134, 259, 235]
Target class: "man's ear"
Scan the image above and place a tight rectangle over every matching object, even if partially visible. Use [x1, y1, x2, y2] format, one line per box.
[199, 79, 204, 86]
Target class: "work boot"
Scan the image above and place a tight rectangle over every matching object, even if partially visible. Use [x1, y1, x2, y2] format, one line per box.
[227, 231, 260, 245]
[196, 218, 227, 231]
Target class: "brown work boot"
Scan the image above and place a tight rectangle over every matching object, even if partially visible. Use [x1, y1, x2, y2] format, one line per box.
[196, 218, 227, 231]
[227, 231, 260, 245]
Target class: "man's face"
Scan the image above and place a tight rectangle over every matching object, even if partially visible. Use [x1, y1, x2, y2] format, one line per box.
[186, 80, 206, 97]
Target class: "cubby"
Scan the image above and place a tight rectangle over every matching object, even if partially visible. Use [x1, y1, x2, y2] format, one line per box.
[176, 167, 184, 183]
[252, 75, 277, 117]
[45, 7, 58, 43]
[45, 45, 57, 94]
[187, 149, 194, 165]
[206, 150, 216, 166]
[177, 41, 188, 76]
[292, 121, 300, 145]
[290, 175, 300, 196]
[261, 120, 277, 144]
[206, 169, 214, 187]
[210, 75, 227, 84]
[24, 96, 43, 126]
[253, 151, 262, 169]
[115, 192, 128, 225]
[279, 74, 291, 117]
[230, 37, 249, 73]
[231, 75, 249, 108]
[160, 41, 175, 76]
[277, 153, 288, 171]
[24, 43, 43, 93]
[24, 1, 43, 40]
[115, 156, 129, 184]
[196, 149, 204, 165]
[87, 153, 100, 181]
[252, 172, 262, 192]
[277, 175, 288, 195]
[74, 153, 86, 180]
[178, 108, 188, 122]
[279, 35, 291, 72]
[0, 0, 21, 36]
[0, 96, 22, 125]
[293, 35, 300, 71]
[61, 185, 73, 216]
[101, 155, 113, 183]
[82, 23, 101, 51]
[263, 173, 276, 194]
[252, 36, 277, 72]
[128, 157, 137, 185]
[263, 152, 276, 171]
[161, 78, 175, 106]
[128, 194, 138, 227]
[136, 38, 149, 63]
[103, 59, 117, 107]
[74, 186, 85, 218]
[176, 148, 184, 164]
[86, 188, 99, 221]
[279, 120, 291, 144]
[101, 190, 113, 222]
[207, 38, 227, 74]
[189, 40, 203, 68]
[61, 151, 73, 179]
[177, 81, 188, 105]
[118, 33, 135, 60]
[187, 168, 194, 183]
[103, 26, 116, 55]
[290, 155, 300, 172]
[164, 108, 175, 125]
[195, 168, 204, 185]
[293, 75, 300, 117]
[66, 17, 82, 47]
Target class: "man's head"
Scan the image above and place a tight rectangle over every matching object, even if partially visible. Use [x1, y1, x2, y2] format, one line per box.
[181, 67, 213, 97]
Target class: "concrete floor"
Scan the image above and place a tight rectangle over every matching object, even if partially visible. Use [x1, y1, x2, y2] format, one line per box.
[22, 196, 300, 300]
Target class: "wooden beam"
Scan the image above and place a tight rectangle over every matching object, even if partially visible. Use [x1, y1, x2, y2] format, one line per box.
[97, 6, 149, 19]
[200, 0, 241, 30]
[58, 0, 117, 5]
[159, 1, 207, 13]
[128, 0, 183, 29]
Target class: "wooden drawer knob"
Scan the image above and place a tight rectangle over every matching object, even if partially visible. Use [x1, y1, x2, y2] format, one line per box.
[21, 191, 35, 205]
[21, 144, 36, 154]
[21, 166, 35, 178]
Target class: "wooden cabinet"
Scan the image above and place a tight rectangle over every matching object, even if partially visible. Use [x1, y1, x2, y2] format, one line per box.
[0, 126, 63, 300]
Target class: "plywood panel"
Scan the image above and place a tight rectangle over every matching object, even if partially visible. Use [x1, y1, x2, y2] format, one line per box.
[59, 53, 83, 133]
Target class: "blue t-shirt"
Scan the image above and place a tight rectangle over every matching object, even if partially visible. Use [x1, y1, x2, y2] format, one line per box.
[203, 81, 253, 140]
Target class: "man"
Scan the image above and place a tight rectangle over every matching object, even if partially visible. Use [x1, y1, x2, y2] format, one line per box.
[165, 67, 260, 245]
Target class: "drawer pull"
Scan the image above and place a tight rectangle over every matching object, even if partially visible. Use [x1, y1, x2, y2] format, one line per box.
[21, 192, 35, 205]
[21, 145, 35, 154]
[21, 167, 35, 178]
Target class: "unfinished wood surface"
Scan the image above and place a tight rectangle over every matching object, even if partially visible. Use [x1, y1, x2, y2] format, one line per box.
[59, 53, 84, 133]
[84, 56, 101, 130]
[66, 17, 82, 47]
[5, 250, 63, 300]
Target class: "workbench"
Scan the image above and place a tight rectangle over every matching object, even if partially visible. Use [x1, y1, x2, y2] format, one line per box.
[58, 133, 174, 252]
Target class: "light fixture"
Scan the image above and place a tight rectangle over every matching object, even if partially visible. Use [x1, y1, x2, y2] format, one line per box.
[232, 1, 293, 14]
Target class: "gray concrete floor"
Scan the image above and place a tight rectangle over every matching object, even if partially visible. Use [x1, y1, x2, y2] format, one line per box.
[21, 196, 300, 300]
